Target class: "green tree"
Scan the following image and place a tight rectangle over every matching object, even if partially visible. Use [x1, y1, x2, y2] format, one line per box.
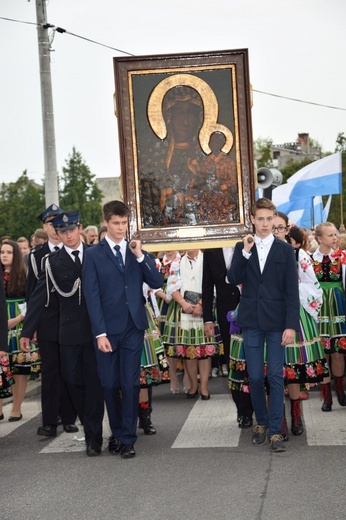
[59, 147, 103, 226]
[280, 156, 314, 184]
[0, 171, 44, 239]
[254, 137, 273, 168]
[335, 132, 346, 153]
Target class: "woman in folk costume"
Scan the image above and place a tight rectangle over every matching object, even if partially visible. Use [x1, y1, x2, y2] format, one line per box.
[285, 225, 329, 434]
[162, 249, 223, 399]
[137, 299, 163, 436]
[152, 251, 189, 394]
[0, 241, 40, 421]
[311, 221, 346, 411]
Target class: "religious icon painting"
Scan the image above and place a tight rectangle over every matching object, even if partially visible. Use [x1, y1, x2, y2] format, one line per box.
[114, 49, 256, 251]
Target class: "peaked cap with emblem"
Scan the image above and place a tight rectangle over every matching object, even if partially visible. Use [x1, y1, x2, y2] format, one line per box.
[37, 204, 64, 223]
[51, 210, 80, 231]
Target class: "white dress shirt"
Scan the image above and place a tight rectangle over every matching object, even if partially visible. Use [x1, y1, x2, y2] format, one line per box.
[242, 234, 275, 273]
[254, 234, 274, 273]
[64, 243, 84, 264]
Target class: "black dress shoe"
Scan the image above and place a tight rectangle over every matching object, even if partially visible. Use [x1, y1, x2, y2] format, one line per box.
[37, 425, 57, 437]
[0, 413, 4, 421]
[63, 424, 79, 433]
[186, 390, 199, 399]
[238, 416, 253, 429]
[108, 435, 122, 454]
[86, 442, 101, 457]
[120, 444, 136, 459]
[201, 393, 210, 401]
[8, 414, 22, 422]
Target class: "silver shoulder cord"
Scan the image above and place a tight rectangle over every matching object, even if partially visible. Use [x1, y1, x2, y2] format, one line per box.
[30, 252, 39, 280]
[44, 257, 81, 306]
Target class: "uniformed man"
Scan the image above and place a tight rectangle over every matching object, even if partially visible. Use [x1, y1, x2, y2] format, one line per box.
[21, 210, 104, 456]
[26, 204, 78, 437]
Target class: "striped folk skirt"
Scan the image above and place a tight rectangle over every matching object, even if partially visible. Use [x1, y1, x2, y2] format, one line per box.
[7, 297, 41, 377]
[140, 304, 169, 387]
[318, 281, 346, 354]
[162, 301, 223, 359]
[284, 305, 329, 385]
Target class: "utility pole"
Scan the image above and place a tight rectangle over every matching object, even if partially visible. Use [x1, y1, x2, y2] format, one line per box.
[35, 0, 59, 205]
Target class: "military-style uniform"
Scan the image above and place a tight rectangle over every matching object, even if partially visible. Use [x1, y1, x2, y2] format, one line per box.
[26, 203, 77, 434]
[27, 241, 77, 430]
[22, 211, 104, 453]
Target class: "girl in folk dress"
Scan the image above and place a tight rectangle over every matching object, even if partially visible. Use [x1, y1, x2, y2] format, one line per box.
[311, 222, 346, 411]
[0, 241, 40, 421]
[152, 251, 183, 393]
[286, 225, 329, 432]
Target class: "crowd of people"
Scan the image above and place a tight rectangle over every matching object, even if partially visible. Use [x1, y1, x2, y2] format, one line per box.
[0, 197, 345, 457]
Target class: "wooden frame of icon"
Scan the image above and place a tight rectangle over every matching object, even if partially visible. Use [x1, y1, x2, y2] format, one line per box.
[113, 48, 255, 251]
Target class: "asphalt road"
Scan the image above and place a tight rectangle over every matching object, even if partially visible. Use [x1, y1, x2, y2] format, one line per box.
[1, 376, 346, 520]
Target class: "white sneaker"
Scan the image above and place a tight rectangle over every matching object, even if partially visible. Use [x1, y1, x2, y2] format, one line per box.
[221, 364, 229, 377]
[211, 367, 219, 378]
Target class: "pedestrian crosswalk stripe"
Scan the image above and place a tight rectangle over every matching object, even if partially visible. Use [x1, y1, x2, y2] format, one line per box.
[39, 419, 112, 453]
[303, 392, 346, 446]
[172, 394, 240, 448]
[0, 401, 41, 437]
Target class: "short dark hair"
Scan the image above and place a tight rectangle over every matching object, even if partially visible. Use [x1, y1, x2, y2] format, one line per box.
[103, 200, 130, 222]
[251, 197, 276, 216]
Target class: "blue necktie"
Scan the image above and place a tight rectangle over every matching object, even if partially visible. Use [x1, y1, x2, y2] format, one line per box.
[114, 245, 125, 272]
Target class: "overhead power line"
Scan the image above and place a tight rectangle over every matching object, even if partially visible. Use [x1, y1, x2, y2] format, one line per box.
[1, 15, 345, 111]
[253, 89, 346, 112]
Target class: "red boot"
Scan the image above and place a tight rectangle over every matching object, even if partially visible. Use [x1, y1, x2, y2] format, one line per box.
[320, 383, 332, 412]
[334, 376, 346, 406]
[290, 399, 304, 435]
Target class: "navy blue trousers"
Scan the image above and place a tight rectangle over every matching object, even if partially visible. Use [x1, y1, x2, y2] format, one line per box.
[243, 328, 285, 438]
[95, 315, 144, 445]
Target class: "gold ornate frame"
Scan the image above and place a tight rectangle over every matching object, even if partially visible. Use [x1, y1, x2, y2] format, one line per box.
[113, 49, 255, 251]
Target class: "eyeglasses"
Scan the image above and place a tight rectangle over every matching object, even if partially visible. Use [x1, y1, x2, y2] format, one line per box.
[272, 226, 287, 233]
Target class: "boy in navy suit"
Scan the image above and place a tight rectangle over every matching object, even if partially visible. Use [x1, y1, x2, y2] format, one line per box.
[82, 201, 163, 459]
[228, 198, 299, 452]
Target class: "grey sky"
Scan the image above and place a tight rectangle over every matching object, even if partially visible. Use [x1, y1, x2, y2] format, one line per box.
[1, 0, 345, 185]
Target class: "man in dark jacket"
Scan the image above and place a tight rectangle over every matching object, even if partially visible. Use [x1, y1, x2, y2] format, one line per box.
[21, 211, 104, 456]
[26, 204, 77, 437]
[228, 198, 299, 453]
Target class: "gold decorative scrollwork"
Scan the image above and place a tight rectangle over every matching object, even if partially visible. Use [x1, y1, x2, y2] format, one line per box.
[147, 73, 233, 155]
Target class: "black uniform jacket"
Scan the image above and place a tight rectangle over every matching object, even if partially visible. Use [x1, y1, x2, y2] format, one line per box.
[22, 245, 92, 345]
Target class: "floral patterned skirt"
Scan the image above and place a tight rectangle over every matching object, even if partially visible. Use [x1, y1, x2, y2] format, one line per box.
[318, 282, 346, 354]
[284, 306, 329, 384]
[140, 304, 170, 387]
[7, 297, 41, 377]
[162, 301, 223, 359]
[0, 354, 14, 398]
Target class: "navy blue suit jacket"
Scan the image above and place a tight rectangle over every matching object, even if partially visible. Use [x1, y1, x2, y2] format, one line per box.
[227, 237, 300, 332]
[82, 239, 163, 338]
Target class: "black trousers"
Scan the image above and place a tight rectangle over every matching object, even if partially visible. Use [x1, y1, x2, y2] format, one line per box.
[60, 342, 104, 446]
[39, 339, 76, 427]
